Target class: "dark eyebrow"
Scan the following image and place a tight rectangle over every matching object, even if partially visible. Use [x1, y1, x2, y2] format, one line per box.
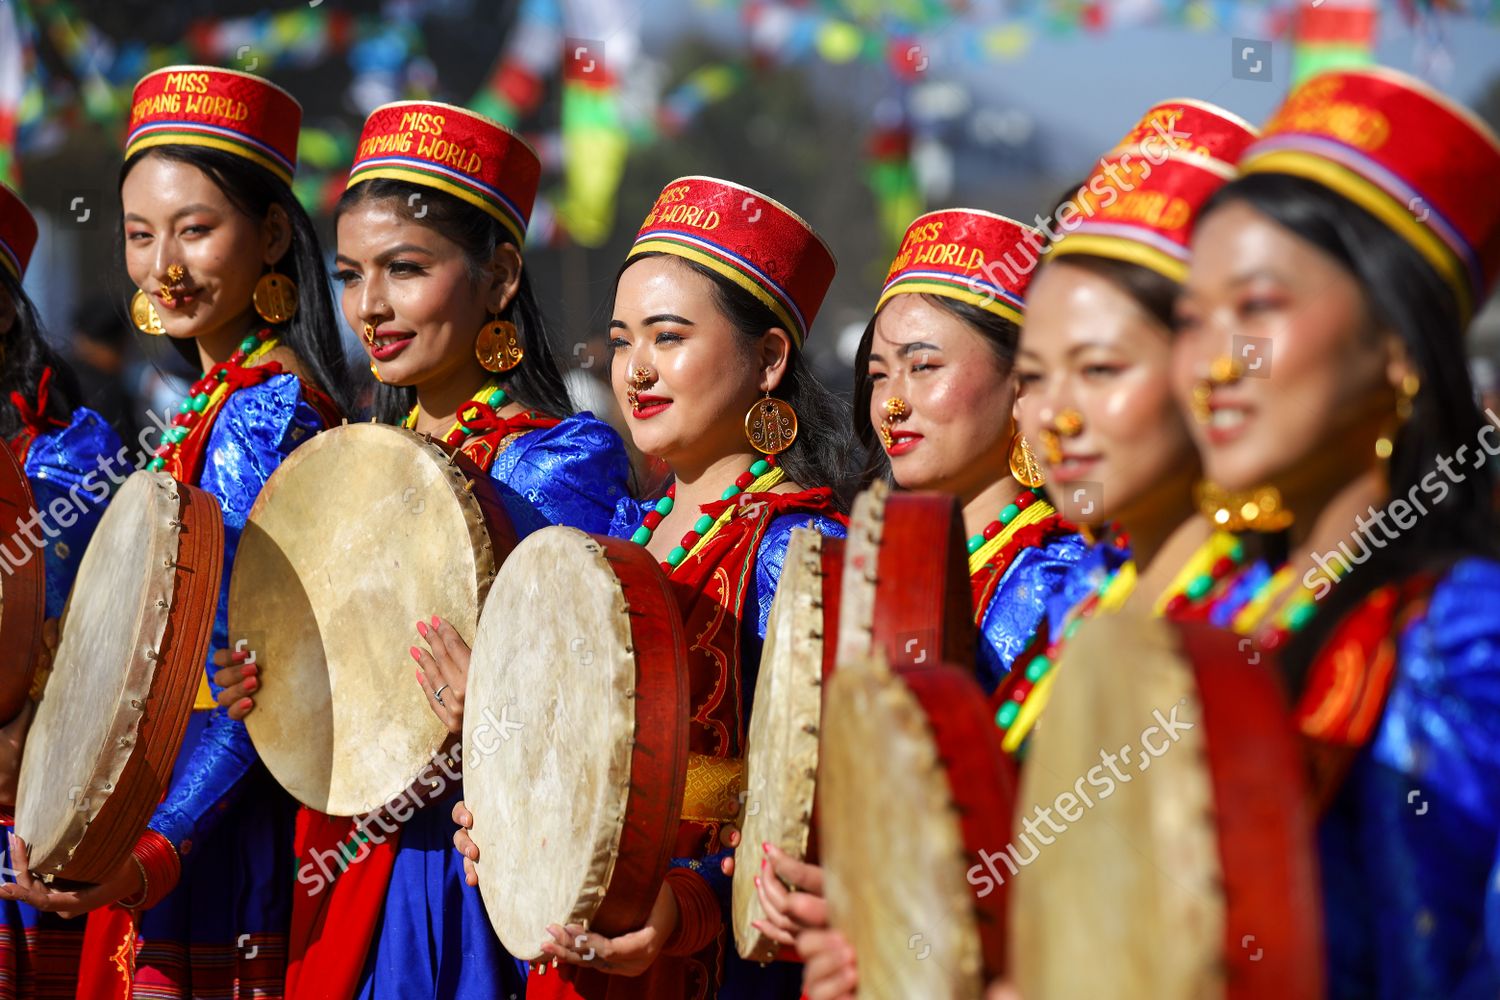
[333, 243, 435, 269]
[869, 340, 941, 364]
[608, 313, 695, 331]
[124, 203, 219, 225]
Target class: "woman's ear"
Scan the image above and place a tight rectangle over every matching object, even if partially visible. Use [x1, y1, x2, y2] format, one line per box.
[483, 244, 524, 316]
[758, 326, 795, 393]
[261, 203, 294, 268]
[1382, 334, 1418, 400]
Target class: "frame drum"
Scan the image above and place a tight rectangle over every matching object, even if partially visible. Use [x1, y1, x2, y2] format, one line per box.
[732, 527, 842, 962]
[463, 526, 689, 961]
[819, 651, 1017, 998]
[0, 442, 44, 722]
[15, 471, 223, 882]
[1010, 609, 1325, 999]
[231, 422, 518, 817]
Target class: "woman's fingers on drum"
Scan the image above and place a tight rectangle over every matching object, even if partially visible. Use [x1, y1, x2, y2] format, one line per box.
[784, 886, 830, 929]
[453, 827, 480, 862]
[412, 653, 456, 728]
[452, 800, 473, 829]
[462, 855, 478, 887]
[750, 917, 797, 947]
[766, 842, 823, 894]
[800, 931, 857, 1000]
[754, 872, 799, 934]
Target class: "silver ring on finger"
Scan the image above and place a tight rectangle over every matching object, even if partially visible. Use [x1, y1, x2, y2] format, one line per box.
[433, 684, 449, 706]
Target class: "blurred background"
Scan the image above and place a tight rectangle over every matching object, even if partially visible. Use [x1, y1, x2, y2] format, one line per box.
[4, 0, 1500, 439]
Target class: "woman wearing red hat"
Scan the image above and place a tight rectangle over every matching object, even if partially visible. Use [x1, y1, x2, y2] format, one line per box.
[451, 175, 851, 999]
[210, 99, 631, 1000]
[0, 66, 350, 999]
[1174, 68, 1500, 996]
[0, 181, 125, 997]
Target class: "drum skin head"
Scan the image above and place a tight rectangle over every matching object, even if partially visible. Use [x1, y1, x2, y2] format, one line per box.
[1012, 608, 1221, 998]
[232, 423, 499, 816]
[17, 471, 222, 881]
[820, 655, 988, 999]
[733, 527, 829, 962]
[465, 527, 676, 961]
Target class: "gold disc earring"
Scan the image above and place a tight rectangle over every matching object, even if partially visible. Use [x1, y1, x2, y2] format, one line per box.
[745, 391, 798, 454]
[476, 316, 524, 373]
[130, 290, 165, 335]
[253, 269, 299, 324]
[1009, 433, 1046, 488]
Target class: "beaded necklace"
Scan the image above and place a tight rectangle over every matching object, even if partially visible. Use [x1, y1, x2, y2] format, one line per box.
[631, 455, 778, 570]
[403, 381, 508, 447]
[965, 486, 1047, 557]
[1231, 558, 1346, 651]
[148, 328, 277, 473]
[994, 530, 1246, 753]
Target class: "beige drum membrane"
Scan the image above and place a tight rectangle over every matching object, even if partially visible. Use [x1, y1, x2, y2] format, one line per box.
[16, 471, 222, 882]
[232, 423, 505, 816]
[733, 527, 832, 962]
[464, 527, 688, 961]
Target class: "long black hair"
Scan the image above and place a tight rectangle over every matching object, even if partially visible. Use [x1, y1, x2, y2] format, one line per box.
[0, 268, 84, 440]
[1204, 172, 1500, 685]
[335, 178, 575, 426]
[851, 293, 1022, 488]
[613, 251, 854, 508]
[118, 146, 354, 415]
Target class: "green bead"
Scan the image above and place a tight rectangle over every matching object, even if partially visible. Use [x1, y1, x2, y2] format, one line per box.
[966, 535, 983, 555]
[1025, 655, 1051, 683]
[1185, 574, 1213, 601]
[461, 425, 475, 435]
[1228, 539, 1244, 563]
[239, 336, 258, 353]
[215, 368, 228, 380]
[147, 457, 165, 472]
[1288, 601, 1316, 631]
[1064, 620, 1081, 640]
[721, 485, 739, 501]
[193, 393, 210, 411]
[749, 459, 770, 476]
[488, 390, 506, 407]
[693, 514, 714, 533]
[178, 398, 193, 414]
[654, 496, 674, 515]
[631, 526, 651, 545]
[999, 503, 1020, 524]
[667, 545, 688, 566]
[996, 700, 1020, 728]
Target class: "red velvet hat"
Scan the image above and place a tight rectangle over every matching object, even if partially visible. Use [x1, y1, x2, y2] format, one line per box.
[347, 101, 542, 247]
[1109, 98, 1260, 164]
[877, 209, 1043, 326]
[125, 66, 302, 187]
[1240, 67, 1500, 321]
[0, 183, 38, 282]
[1051, 99, 1259, 284]
[627, 176, 837, 348]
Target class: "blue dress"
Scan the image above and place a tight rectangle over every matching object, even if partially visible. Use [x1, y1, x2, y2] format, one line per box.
[603, 498, 847, 1000]
[1319, 557, 1500, 998]
[356, 412, 631, 1000]
[127, 373, 329, 994]
[0, 407, 122, 997]
[974, 533, 1090, 694]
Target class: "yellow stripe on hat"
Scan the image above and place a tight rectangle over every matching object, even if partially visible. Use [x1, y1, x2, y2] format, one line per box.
[347, 166, 528, 246]
[629, 237, 806, 348]
[1048, 232, 1189, 285]
[1241, 147, 1472, 320]
[875, 279, 1026, 326]
[125, 132, 295, 187]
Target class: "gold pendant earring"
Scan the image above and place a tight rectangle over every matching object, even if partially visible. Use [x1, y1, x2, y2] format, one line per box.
[1009, 432, 1046, 488]
[745, 391, 798, 454]
[878, 396, 909, 451]
[476, 316, 524, 373]
[370, 361, 383, 383]
[253, 270, 299, 325]
[1376, 373, 1421, 464]
[130, 290, 165, 335]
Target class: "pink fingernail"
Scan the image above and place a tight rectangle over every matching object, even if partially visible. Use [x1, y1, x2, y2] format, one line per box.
[754, 875, 761, 887]
[244, 678, 258, 692]
[431, 615, 441, 627]
[410, 646, 422, 662]
[237, 698, 253, 711]
[417, 621, 429, 637]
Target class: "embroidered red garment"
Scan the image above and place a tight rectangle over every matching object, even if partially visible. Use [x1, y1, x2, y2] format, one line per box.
[451, 405, 562, 474]
[7, 367, 69, 465]
[528, 487, 845, 1000]
[1293, 575, 1435, 811]
[969, 512, 1075, 626]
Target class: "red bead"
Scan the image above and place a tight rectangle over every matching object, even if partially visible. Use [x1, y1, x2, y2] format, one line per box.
[1165, 593, 1189, 615]
[734, 472, 754, 489]
[154, 444, 172, 458]
[1009, 681, 1032, 703]
[982, 521, 1001, 540]
[679, 532, 699, 548]
[1015, 492, 1033, 510]
[642, 511, 663, 529]
[1211, 556, 1235, 578]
